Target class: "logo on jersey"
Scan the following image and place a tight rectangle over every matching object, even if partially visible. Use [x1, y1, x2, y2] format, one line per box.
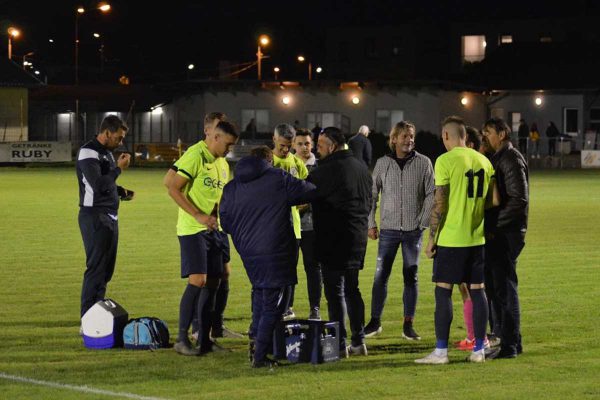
[290, 167, 298, 177]
[203, 177, 225, 189]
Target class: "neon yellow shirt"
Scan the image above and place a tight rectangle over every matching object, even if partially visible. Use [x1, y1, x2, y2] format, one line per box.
[273, 153, 309, 239]
[174, 141, 230, 236]
[434, 147, 494, 247]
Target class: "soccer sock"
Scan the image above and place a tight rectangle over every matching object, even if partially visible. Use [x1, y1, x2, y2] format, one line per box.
[463, 298, 474, 341]
[470, 288, 489, 352]
[434, 286, 453, 350]
[212, 279, 229, 330]
[196, 287, 214, 348]
[178, 284, 201, 343]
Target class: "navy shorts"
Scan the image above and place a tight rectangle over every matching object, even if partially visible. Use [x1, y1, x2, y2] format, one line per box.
[219, 232, 231, 264]
[178, 231, 224, 278]
[432, 245, 485, 284]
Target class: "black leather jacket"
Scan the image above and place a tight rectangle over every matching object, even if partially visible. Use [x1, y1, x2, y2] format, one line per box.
[486, 142, 529, 233]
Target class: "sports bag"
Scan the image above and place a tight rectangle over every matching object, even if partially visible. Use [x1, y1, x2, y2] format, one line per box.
[123, 317, 170, 350]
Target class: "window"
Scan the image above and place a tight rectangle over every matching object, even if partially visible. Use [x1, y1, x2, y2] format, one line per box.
[540, 36, 552, 43]
[499, 35, 513, 44]
[509, 112, 521, 135]
[307, 112, 343, 132]
[490, 107, 504, 119]
[589, 108, 600, 132]
[563, 108, 579, 135]
[375, 110, 404, 135]
[241, 109, 270, 133]
[462, 35, 486, 62]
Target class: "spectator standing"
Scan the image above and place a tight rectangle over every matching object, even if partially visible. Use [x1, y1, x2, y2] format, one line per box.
[348, 125, 373, 167]
[364, 121, 434, 341]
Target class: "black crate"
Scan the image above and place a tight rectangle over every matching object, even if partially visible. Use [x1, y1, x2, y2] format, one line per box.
[273, 319, 340, 364]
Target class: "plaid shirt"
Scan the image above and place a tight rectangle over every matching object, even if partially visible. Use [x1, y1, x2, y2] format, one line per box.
[368, 152, 435, 231]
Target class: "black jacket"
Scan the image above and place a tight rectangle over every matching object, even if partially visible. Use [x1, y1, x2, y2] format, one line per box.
[486, 142, 529, 233]
[308, 150, 373, 270]
[76, 138, 122, 214]
[220, 156, 316, 288]
[348, 134, 372, 167]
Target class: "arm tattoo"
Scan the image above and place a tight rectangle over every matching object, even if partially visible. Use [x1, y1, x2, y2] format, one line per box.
[429, 185, 449, 241]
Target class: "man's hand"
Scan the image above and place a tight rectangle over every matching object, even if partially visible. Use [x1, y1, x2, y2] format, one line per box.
[425, 240, 437, 259]
[117, 153, 131, 169]
[368, 227, 379, 240]
[195, 214, 218, 231]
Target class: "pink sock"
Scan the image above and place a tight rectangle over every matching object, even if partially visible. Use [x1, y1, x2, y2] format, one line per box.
[463, 299, 474, 341]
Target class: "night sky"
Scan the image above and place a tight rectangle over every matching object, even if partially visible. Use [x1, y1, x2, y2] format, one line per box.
[2, 0, 596, 84]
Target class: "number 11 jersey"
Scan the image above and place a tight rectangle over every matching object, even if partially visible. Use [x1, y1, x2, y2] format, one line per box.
[434, 147, 494, 247]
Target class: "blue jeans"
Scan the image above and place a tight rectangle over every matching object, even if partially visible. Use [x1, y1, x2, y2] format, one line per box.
[370, 229, 423, 321]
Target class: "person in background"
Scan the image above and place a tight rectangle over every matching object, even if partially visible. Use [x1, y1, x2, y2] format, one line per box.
[348, 125, 373, 167]
[292, 129, 322, 320]
[529, 123, 540, 159]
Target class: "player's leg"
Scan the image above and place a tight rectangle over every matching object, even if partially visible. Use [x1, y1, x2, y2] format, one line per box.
[401, 229, 423, 340]
[366, 229, 400, 337]
[174, 233, 207, 356]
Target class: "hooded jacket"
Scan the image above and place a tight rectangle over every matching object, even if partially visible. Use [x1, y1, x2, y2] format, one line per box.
[219, 156, 316, 288]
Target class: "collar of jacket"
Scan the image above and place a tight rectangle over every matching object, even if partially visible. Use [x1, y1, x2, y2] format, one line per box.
[385, 150, 416, 161]
[319, 149, 353, 165]
[492, 141, 514, 163]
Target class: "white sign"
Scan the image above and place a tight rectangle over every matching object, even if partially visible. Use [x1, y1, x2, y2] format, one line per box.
[0, 142, 72, 162]
[581, 150, 600, 168]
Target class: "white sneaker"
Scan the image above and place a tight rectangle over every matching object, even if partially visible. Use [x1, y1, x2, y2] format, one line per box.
[282, 309, 296, 321]
[467, 349, 485, 363]
[347, 343, 368, 356]
[415, 350, 449, 365]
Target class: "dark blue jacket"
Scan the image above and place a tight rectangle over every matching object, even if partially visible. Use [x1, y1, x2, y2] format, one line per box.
[219, 156, 316, 288]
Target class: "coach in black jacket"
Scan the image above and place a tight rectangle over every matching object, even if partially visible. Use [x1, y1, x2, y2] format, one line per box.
[481, 118, 529, 359]
[309, 127, 373, 356]
[76, 115, 132, 317]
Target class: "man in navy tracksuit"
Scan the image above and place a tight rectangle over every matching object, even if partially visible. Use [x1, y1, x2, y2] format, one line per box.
[219, 148, 316, 368]
[76, 115, 132, 317]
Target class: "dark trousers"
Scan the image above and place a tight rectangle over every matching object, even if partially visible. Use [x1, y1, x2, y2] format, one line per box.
[79, 211, 118, 317]
[518, 138, 528, 156]
[548, 139, 556, 156]
[300, 230, 322, 310]
[251, 287, 287, 362]
[485, 231, 525, 353]
[284, 240, 301, 309]
[322, 268, 365, 348]
[370, 229, 422, 320]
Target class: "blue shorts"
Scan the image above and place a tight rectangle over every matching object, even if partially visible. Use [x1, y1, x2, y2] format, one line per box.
[432, 245, 485, 284]
[178, 231, 225, 278]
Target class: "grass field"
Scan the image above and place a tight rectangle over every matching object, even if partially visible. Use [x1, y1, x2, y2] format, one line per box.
[1, 167, 599, 400]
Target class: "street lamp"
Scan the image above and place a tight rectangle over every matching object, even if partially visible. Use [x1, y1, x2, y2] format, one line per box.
[273, 66, 280, 80]
[93, 33, 105, 72]
[297, 55, 312, 80]
[75, 2, 111, 84]
[7, 27, 20, 60]
[257, 34, 270, 80]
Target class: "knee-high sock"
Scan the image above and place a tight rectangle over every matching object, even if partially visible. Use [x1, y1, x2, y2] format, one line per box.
[463, 298, 474, 341]
[469, 288, 489, 351]
[178, 284, 202, 343]
[434, 286, 453, 349]
[196, 287, 215, 348]
[212, 279, 229, 330]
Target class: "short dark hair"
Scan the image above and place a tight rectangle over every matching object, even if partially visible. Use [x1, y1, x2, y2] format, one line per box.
[320, 127, 346, 146]
[250, 145, 272, 160]
[99, 115, 128, 134]
[483, 117, 511, 137]
[442, 115, 466, 139]
[465, 126, 482, 149]
[215, 120, 239, 138]
[204, 112, 226, 124]
[295, 128, 312, 138]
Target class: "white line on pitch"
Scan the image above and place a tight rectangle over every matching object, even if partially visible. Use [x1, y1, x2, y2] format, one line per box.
[0, 372, 171, 400]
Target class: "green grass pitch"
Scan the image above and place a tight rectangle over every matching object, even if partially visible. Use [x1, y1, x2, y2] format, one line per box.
[0, 167, 599, 399]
